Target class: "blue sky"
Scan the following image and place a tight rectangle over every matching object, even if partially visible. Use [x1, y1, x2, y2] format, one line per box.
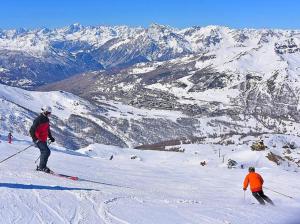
[0, 0, 299, 29]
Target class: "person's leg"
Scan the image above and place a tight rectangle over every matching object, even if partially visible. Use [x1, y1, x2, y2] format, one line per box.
[252, 192, 266, 205]
[259, 191, 274, 205]
[37, 142, 51, 169]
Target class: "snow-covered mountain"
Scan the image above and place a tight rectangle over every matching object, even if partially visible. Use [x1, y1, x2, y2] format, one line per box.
[1, 81, 300, 171]
[1, 24, 300, 88]
[40, 42, 300, 146]
[1, 23, 300, 150]
[0, 83, 208, 149]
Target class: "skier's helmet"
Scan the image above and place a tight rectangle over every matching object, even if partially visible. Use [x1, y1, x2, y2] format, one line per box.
[248, 167, 255, 172]
[41, 105, 52, 114]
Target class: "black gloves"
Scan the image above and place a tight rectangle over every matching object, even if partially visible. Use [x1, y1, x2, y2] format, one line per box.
[49, 137, 55, 142]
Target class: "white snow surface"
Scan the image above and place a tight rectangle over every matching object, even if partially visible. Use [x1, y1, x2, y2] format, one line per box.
[0, 134, 299, 224]
[97, 99, 187, 122]
[0, 83, 92, 120]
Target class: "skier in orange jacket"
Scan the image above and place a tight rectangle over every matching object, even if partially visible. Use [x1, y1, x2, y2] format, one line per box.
[243, 167, 274, 205]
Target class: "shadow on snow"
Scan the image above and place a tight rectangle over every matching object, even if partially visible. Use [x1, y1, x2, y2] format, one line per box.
[0, 182, 100, 191]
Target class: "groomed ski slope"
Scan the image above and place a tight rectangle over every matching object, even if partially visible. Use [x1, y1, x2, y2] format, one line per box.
[0, 136, 299, 224]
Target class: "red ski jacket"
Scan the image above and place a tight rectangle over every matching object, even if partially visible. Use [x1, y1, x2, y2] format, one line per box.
[30, 113, 53, 142]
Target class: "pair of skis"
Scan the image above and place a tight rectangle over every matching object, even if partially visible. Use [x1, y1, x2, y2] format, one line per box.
[48, 171, 79, 181]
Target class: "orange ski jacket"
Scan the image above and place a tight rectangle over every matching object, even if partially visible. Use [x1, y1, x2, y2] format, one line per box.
[243, 172, 264, 192]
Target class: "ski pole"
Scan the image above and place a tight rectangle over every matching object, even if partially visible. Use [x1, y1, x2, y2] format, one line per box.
[34, 156, 40, 164]
[0, 144, 34, 164]
[264, 187, 294, 199]
[244, 190, 246, 201]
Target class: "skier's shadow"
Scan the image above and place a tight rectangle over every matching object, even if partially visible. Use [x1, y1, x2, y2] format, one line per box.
[0, 183, 100, 191]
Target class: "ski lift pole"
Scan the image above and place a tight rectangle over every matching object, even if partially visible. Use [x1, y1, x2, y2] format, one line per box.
[264, 187, 294, 199]
[0, 144, 34, 164]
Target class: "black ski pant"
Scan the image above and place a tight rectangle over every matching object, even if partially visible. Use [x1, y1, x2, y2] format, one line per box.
[252, 190, 274, 205]
[37, 141, 51, 169]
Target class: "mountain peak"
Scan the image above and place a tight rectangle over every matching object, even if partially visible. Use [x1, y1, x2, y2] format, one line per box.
[66, 23, 84, 33]
[149, 23, 174, 31]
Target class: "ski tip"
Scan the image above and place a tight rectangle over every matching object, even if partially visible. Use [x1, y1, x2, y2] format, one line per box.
[70, 176, 79, 180]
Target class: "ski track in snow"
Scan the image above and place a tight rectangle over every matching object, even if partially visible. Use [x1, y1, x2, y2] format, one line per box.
[98, 196, 131, 224]
[32, 189, 67, 223]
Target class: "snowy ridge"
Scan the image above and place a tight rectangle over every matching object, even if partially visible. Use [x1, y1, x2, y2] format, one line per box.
[0, 83, 94, 119]
[1, 24, 299, 57]
[0, 83, 195, 149]
[1, 23, 300, 88]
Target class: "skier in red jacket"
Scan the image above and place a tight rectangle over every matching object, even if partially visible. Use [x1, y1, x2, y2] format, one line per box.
[8, 132, 13, 144]
[30, 105, 55, 173]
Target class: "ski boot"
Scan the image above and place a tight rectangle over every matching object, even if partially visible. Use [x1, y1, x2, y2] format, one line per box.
[36, 166, 52, 173]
